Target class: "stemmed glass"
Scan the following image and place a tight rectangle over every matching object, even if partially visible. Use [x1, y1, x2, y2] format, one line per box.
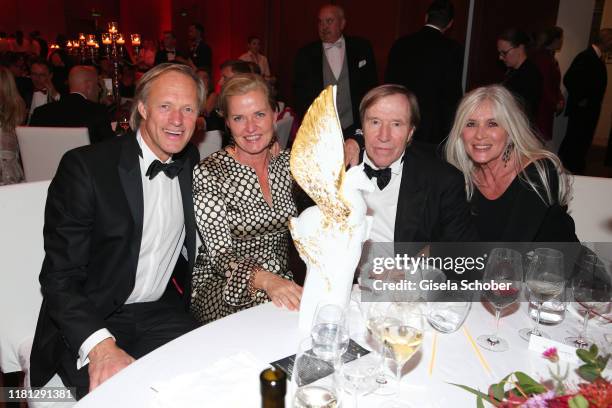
[340, 345, 379, 408]
[364, 302, 396, 396]
[378, 302, 425, 408]
[292, 337, 339, 408]
[477, 248, 523, 352]
[519, 248, 565, 341]
[565, 253, 612, 348]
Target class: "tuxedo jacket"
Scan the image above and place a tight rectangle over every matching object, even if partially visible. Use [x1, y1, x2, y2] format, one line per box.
[293, 36, 378, 128]
[29, 134, 200, 387]
[564, 46, 607, 118]
[29, 93, 115, 144]
[190, 41, 212, 70]
[393, 142, 478, 243]
[385, 26, 464, 145]
[154, 49, 187, 65]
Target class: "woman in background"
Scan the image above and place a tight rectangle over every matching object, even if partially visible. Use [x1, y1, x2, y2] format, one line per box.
[0, 67, 26, 185]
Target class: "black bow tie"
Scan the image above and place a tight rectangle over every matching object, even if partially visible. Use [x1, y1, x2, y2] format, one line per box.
[363, 163, 392, 190]
[146, 159, 183, 180]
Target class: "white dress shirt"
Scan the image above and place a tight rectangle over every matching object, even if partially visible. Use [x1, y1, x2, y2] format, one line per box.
[77, 131, 186, 368]
[323, 35, 345, 80]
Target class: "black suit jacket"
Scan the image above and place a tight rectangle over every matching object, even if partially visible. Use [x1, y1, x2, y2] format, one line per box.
[564, 46, 607, 117]
[293, 36, 378, 130]
[385, 26, 464, 145]
[154, 49, 187, 65]
[29, 93, 115, 144]
[190, 41, 212, 70]
[503, 58, 543, 123]
[29, 134, 200, 387]
[389, 143, 478, 243]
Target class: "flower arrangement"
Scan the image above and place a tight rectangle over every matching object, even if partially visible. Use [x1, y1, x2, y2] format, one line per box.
[453, 345, 611, 407]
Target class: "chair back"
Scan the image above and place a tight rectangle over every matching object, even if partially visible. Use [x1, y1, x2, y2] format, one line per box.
[569, 175, 612, 242]
[192, 130, 223, 160]
[275, 113, 294, 150]
[17, 126, 90, 182]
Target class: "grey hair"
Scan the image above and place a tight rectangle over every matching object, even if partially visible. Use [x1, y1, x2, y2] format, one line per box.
[129, 63, 206, 130]
[444, 85, 571, 206]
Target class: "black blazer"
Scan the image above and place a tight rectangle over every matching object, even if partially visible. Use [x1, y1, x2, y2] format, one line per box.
[502, 58, 543, 123]
[385, 26, 464, 145]
[29, 93, 115, 144]
[29, 134, 200, 387]
[393, 143, 478, 243]
[153, 49, 187, 65]
[190, 41, 212, 70]
[293, 36, 378, 129]
[564, 46, 607, 117]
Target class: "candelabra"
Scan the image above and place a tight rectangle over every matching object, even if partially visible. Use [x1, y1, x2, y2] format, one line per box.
[103, 22, 140, 106]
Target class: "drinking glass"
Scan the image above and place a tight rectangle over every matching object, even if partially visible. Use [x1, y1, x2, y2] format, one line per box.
[365, 302, 396, 396]
[565, 253, 612, 348]
[427, 291, 472, 333]
[311, 303, 350, 364]
[292, 337, 339, 408]
[340, 345, 379, 408]
[378, 302, 425, 408]
[519, 248, 565, 341]
[477, 248, 523, 352]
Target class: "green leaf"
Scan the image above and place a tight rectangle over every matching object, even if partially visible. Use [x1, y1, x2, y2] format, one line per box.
[577, 365, 599, 382]
[513, 372, 547, 394]
[476, 396, 485, 408]
[568, 394, 589, 408]
[577, 348, 596, 364]
[589, 344, 599, 356]
[449, 383, 495, 403]
[491, 382, 505, 402]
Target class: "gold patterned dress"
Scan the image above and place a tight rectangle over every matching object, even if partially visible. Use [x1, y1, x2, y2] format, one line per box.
[191, 149, 297, 324]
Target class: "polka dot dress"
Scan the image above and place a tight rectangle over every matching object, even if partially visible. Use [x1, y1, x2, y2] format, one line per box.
[191, 149, 297, 324]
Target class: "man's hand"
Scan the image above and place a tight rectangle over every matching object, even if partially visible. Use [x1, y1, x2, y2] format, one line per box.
[255, 270, 303, 311]
[344, 138, 360, 168]
[87, 338, 135, 392]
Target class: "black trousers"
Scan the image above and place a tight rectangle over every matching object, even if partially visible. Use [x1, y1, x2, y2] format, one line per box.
[559, 108, 600, 175]
[57, 289, 198, 400]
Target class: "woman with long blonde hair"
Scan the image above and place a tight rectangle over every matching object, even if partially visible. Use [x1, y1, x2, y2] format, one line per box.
[445, 85, 577, 242]
[0, 66, 26, 185]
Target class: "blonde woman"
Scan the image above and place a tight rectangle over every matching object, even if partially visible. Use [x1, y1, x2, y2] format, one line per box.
[445, 85, 578, 242]
[0, 66, 25, 185]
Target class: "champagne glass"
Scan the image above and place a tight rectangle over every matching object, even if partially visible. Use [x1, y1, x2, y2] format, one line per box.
[477, 248, 523, 352]
[565, 253, 612, 348]
[292, 337, 339, 408]
[378, 302, 425, 408]
[311, 303, 350, 363]
[340, 345, 379, 408]
[365, 302, 397, 396]
[519, 248, 565, 341]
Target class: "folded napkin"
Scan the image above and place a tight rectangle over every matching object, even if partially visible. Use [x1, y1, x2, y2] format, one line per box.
[150, 352, 266, 408]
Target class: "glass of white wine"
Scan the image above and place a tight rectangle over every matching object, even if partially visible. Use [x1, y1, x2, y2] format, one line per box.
[565, 252, 612, 348]
[519, 248, 565, 341]
[477, 248, 523, 352]
[365, 302, 396, 396]
[378, 302, 425, 408]
[292, 337, 339, 408]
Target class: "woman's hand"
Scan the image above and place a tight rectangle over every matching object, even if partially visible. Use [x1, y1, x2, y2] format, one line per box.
[254, 270, 302, 310]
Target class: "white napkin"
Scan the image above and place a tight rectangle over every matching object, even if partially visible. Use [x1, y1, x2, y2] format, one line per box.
[150, 352, 265, 408]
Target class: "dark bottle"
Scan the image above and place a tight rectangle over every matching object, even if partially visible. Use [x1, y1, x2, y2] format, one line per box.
[260, 367, 286, 408]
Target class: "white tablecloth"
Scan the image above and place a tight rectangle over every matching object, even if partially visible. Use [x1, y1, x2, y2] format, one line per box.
[74, 297, 610, 407]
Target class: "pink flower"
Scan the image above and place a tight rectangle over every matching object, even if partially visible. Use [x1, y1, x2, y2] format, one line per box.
[543, 347, 559, 363]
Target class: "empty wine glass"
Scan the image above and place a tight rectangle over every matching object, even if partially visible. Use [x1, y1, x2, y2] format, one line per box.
[565, 252, 612, 348]
[477, 248, 523, 352]
[365, 302, 396, 396]
[519, 248, 565, 341]
[292, 337, 339, 408]
[311, 303, 350, 363]
[340, 344, 379, 408]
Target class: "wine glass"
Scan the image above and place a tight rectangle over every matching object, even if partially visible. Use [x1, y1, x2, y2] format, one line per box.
[378, 302, 425, 408]
[565, 252, 612, 348]
[311, 303, 350, 364]
[365, 302, 396, 396]
[292, 337, 339, 408]
[477, 248, 523, 352]
[519, 248, 565, 341]
[340, 345, 379, 408]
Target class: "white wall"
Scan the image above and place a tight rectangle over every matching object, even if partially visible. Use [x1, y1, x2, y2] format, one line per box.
[550, 0, 596, 152]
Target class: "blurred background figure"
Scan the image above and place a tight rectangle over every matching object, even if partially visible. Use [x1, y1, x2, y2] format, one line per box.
[0, 66, 26, 185]
[239, 36, 272, 81]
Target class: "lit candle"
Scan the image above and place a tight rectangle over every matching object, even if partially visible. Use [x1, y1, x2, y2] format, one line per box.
[94, 42, 100, 49]
[87, 34, 96, 47]
[79, 33, 85, 41]
[102, 33, 112, 45]
[116, 34, 125, 45]
[108, 22, 118, 34]
[130, 34, 141, 46]
[67, 41, 73, 48]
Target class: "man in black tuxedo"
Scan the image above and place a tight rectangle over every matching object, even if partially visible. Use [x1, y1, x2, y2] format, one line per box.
[293, 4, 378, 138]
[355, 84, 477, 244]
[30, 63, 205, 399]
[154, 31, 189, 66]
[385, 0, 463, 146]
[559, 28, 612, 175]
[30, 65, 115, 143]
[188, 23, 212, 70]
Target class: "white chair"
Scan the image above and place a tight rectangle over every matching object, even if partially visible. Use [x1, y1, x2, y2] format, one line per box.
[275, 114, 294, 150]
[192, 130, 223, 160]
[569, 175, 612, 243]
[17, 126, 90, 182]
[0, 181, 75, 406]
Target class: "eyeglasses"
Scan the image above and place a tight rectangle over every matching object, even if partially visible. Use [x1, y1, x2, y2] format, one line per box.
[498, 46, 517, 57]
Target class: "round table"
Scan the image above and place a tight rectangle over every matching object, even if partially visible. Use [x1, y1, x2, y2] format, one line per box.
[74, 295, 610, 407]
